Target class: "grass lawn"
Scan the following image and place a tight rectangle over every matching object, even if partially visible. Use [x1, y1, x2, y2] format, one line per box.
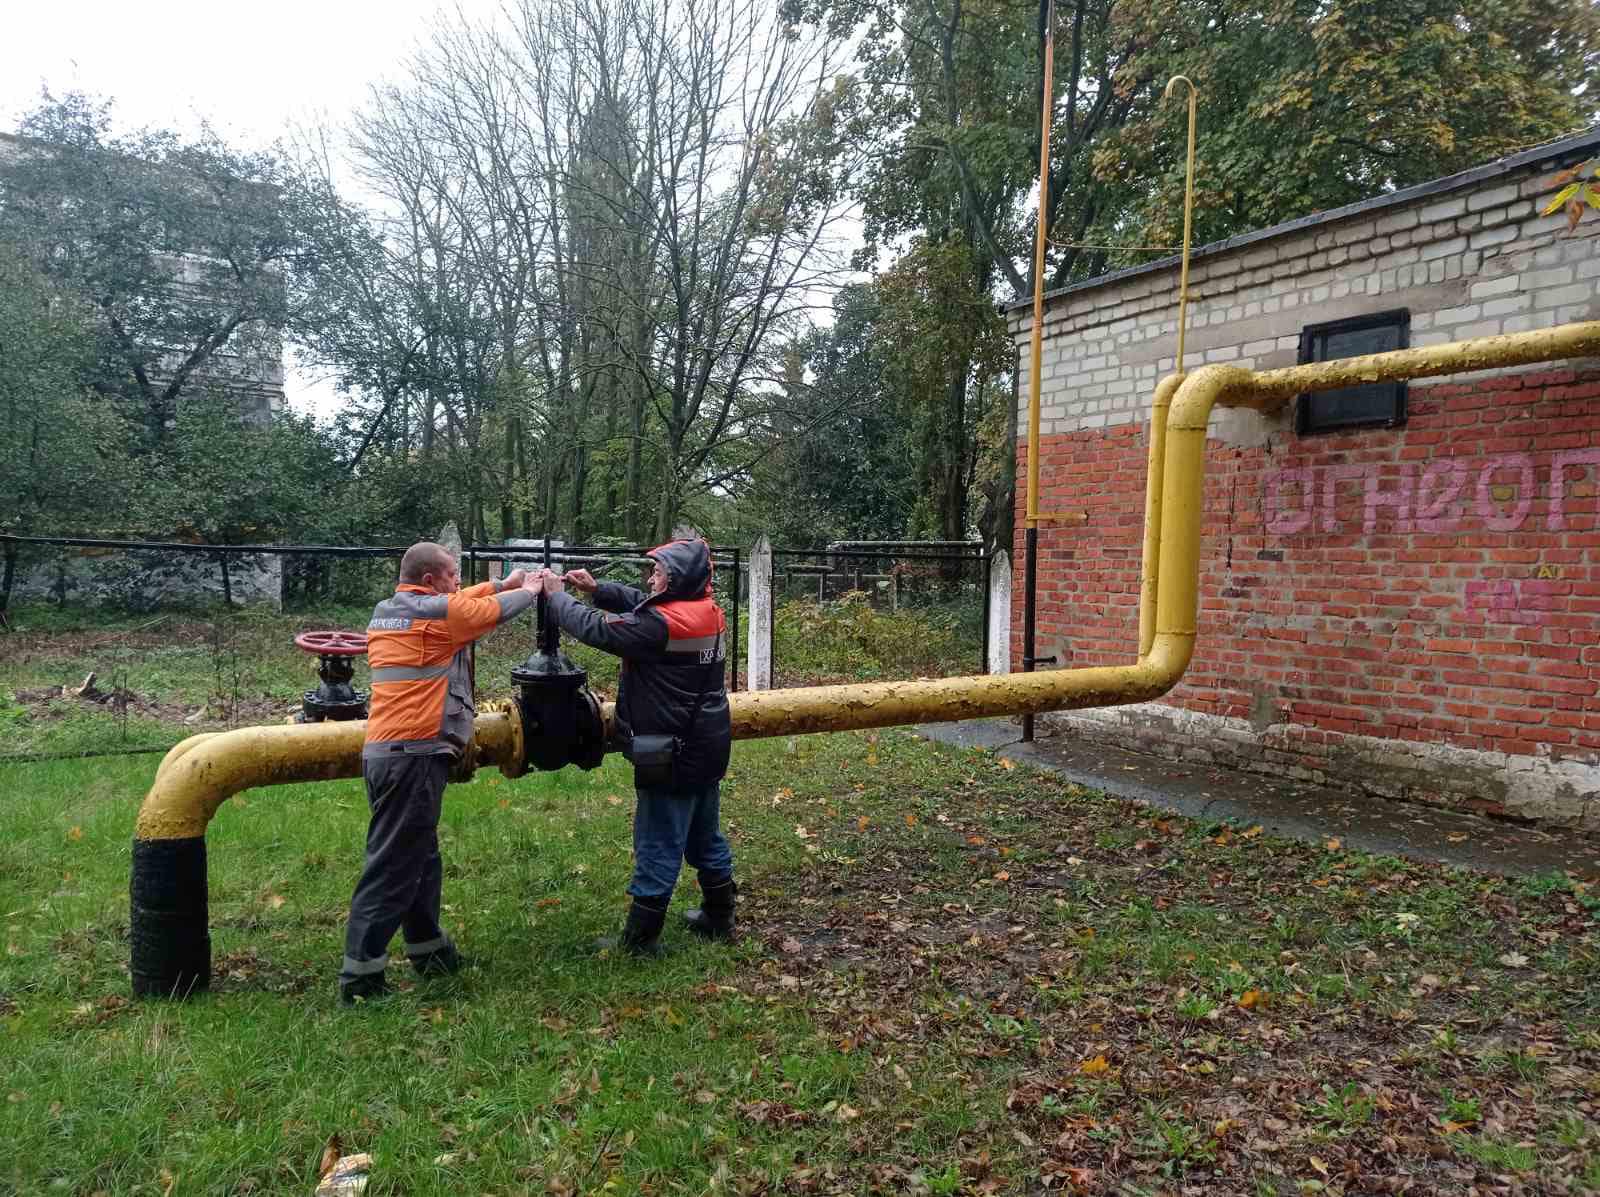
[2, 730, 1599, 1195]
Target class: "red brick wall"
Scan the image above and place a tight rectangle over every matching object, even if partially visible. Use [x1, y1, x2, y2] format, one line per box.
[1012, 367, 1600, 803]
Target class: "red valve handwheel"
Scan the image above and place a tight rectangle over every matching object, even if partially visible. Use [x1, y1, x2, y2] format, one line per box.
[294, 630, 369, 656]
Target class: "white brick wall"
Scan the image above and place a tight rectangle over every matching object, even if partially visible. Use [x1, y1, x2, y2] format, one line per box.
[1013, 135, 1600, 438]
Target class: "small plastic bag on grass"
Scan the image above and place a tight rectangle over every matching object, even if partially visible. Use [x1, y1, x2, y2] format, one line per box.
[313, 1152, 371, 1196]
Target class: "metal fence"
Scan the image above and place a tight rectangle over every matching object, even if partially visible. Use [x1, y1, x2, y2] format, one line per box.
[765, 542, 991, 688]
[0, 534, 744, 764]
[0, 533, 995, 764]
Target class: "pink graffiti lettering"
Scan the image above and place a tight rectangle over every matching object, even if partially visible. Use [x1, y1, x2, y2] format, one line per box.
[1463, 578, 1555, 626]
[1363, 465, 1415, 533]
[1264, 467, 1314, 533]
[1548, 448, 1600, 531]
[1266, 452, 1597, 537]
[1320, 464, 1369, 533]
[1474, 454, 1535, 532]
[1414, 459, 1468, 533]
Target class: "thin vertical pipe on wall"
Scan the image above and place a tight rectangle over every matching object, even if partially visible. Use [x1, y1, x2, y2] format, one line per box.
[1021, 526, 1038, 743]
[729, 547, 741, 692]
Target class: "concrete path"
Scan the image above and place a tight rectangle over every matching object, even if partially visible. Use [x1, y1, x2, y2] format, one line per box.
[915, 718, 1600, 880]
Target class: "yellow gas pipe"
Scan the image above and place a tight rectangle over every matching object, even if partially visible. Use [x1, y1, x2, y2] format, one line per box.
[131, 319, 1600, 996]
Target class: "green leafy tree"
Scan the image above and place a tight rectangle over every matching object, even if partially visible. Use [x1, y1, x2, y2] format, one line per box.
[1085, 0, 1600, 267]
[743, 286, 918, 545]
[875, 239, 1010, 543]
[0, 245, 139, 609]
[0, 92, 348, 438]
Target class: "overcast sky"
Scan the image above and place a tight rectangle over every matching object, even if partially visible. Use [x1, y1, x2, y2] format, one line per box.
[0, 1, 499, 417]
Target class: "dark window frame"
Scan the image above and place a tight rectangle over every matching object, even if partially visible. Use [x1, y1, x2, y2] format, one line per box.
[1295, 308, 1410, 435]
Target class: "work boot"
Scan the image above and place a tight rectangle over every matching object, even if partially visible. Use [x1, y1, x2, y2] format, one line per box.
[684, 877, 737, 941]
[410, 944, 466, 977]
[338, 972, 390, 1005]
[599, 896, 669, 957]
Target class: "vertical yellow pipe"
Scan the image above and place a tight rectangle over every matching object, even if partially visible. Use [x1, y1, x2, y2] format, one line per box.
[1137, 374, 1182, 658]
[1025, 0, 1056, 526]
[1163, 76, 1198, 372]
[1140, 78, 1197, 658]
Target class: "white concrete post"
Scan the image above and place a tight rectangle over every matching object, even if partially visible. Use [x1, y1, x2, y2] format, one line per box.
[987, 549, 1012, 675]
[748, 535, 773, 691]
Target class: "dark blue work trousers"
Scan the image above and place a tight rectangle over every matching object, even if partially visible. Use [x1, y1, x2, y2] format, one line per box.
[630, 781, 735, 900]
[341, 752, 454, 982]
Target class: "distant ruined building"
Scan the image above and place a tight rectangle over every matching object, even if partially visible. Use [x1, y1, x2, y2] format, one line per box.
[0, 130, 288, 423]
[1, 129, 289, 608]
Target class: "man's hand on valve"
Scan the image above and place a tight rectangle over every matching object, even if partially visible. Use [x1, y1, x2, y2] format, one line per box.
[564, 568, 598, 594]
[539, 568, 566, 595]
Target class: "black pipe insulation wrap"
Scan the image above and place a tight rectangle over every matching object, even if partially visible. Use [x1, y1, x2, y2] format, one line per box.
[129, 836, 210, 998]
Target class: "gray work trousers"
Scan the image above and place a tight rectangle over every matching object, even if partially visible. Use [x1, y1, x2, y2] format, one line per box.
[340, 752, 454, 982]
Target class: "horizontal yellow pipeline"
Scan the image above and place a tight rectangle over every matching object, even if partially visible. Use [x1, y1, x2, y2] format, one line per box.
[135, 709, 520, 840]
[133, 320, 1600, 843]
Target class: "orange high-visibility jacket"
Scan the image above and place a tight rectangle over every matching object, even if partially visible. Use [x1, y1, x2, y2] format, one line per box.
[363, 580, 536, 758]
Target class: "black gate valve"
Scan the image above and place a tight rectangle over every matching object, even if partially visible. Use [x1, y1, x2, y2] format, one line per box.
[509, 592, 606, 771]
[293, 630, 369, 723]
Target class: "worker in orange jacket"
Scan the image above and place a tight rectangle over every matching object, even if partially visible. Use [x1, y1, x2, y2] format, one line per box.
[339, 541, 540, 1004]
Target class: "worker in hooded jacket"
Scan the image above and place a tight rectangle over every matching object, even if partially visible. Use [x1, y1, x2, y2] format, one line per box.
[339, 541, 541, 1003]
[539, 536, 736, 956]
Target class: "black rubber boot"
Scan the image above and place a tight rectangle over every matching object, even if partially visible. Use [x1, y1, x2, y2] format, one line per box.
[410, 945, 465, 977]
[338, 972, 390, 1005]
[684, 877, 737, 941]
[605, 896, 668, 958]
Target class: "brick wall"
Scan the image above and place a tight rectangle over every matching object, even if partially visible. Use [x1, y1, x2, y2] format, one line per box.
[1011, 130, 1600, 826]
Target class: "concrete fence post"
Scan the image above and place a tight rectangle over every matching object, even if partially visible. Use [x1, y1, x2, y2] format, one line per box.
[749, 535, 773, 691]
[987, 549, 1012, 675]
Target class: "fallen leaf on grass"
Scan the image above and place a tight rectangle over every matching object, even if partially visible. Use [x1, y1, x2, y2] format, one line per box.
[66, 826, 83, 842]
[1498, 951, 1529, 968]
[737, 1100, 811, 1126]
[780, 937, 803, 955]
[998, 758, 1016, 771]
[1238, 989, 1264, 1010]
[316, 1135, 349, 1178]
[1324, 838, 1342, 852]
[1078, 1055, 1110, 1075]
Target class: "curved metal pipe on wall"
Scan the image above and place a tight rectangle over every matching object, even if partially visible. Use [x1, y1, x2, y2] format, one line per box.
[129, 320, 1600, 997]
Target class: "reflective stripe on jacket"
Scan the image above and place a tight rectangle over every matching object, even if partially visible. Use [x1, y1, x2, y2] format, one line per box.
[363, 581, 536, 758]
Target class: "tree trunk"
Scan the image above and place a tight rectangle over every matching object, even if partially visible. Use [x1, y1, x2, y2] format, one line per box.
[501, 418, 517, 540]
[0, 539, 16, 615]
[570, 442, 589, 544]
[626, 388, 646, 542]
[515, 421, 533, 537]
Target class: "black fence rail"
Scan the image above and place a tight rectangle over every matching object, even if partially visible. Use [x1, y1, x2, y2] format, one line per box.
[0, 533, 995, 763]
[0, 533, 746, 765]
[766, 543, 992, 688]
[463, 540, 743, 695]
